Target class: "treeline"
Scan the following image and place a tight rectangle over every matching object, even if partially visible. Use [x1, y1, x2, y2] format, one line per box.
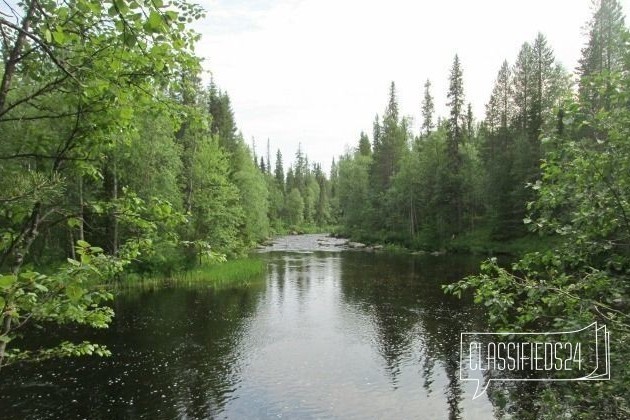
[0, 0, 335, 365]
[334, 34, 575, 249]
[1, 39, 334, 279]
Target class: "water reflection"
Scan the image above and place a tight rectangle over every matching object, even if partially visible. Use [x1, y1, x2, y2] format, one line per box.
[0, 285, 264, 419]
[0, 247, 497, 419]
[338, 252, 488, 419]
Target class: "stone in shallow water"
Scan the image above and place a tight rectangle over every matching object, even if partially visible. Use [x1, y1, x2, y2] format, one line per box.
[347, 242, 366, 248]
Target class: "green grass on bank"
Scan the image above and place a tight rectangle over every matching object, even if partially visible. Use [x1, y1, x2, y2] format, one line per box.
[116, 257, 266, 290]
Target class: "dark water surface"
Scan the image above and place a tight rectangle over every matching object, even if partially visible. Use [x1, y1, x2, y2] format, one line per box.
[0, 234, 497, 419]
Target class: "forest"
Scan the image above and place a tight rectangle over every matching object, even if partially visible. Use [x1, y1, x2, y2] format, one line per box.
[1, 0, 629, 418]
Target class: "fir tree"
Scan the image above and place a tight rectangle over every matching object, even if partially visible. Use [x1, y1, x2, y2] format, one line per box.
[275, 149, 285, 192]
[358, 131, 371, 156]
[421, 79, 435, 137]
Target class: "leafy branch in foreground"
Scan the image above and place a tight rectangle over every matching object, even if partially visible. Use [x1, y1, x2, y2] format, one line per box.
[0, 241, 115, 368]
[444, 30, 630, 418]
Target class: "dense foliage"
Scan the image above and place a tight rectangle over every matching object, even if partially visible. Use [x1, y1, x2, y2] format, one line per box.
[0, 0, 333, 368]
[443, 1, 629, 417]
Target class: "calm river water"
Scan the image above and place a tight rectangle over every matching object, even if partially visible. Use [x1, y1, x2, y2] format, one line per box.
[0, 234, 498, 419]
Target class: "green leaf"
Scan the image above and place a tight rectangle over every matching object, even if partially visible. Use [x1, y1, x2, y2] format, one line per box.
[144, 11, 163, 33]
[77, 240, 90, 248]
[33, 283, 48, 293]
[52, 29, 66, 44]
[0, 296, 5, 309]
[67, 258, 81, 267]
[123, 33, 137, 47]
[0, 275, 17, 288]
[44, 29, 52, 43]
[67, 218, 82, 228]
[65, 284, 84, 302]
[80, 253, 91, 265]
[119, 106, 133, 120]
[19, 271, 36, 280]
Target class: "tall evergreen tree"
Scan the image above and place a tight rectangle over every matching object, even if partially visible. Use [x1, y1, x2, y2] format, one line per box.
[207, 81, 238, 154]
[485, 60, 513, 133]
[358, 131, 371, 156]
[371, 82, 406, 190]
[445, 55, 466, 232]
[275, 149, 285, 192]
[578, 0, 627, 111]
[482, 60, 518, 238]
[372, 114, 381, 151]
[266, 138, 272, 174]
[421, 79, 435, 137]
[529, 33, 556, 144]
[512, 42, 533, 133]
[447, 55, 465, 157]
[465, 102, 474, 141]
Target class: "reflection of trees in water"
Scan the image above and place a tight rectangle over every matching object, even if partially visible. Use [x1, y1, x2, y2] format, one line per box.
[339, 252, 487, 419]
[274, 257, 286, 303]
[0, 284, 265, 419]
[164, 285, 264, 418]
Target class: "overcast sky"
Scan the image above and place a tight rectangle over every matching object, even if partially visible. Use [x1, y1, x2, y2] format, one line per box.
[192, 0, 630, 171]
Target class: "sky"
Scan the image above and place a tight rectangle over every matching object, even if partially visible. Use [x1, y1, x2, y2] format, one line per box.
[192, 0, 630, 171]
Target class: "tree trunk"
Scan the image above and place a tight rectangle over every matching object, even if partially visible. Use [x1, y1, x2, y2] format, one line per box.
[0, 1, 35, 113]
[78, 176, 85, 241]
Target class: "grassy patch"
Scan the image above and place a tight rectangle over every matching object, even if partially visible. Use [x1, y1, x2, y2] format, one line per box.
[176, 258, 266, 286]
[116, 257, 266, 290]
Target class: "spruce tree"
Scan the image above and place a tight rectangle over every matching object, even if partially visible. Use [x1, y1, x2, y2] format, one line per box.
[512, 42, 533, 133]
[372, 114, 382, 152]
[445, 55, 466, 232]
[578, 0, 626, 111]
[275, 149, 285, 192]
[447, 55, 465, 160]
[207, 81, 238, 154]
[421, 79, 435, 137]
[358, 131, 371, 156]
[371, 82, 406, 190]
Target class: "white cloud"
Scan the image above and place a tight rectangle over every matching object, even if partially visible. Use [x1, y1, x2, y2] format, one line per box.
[192, 0, 630, 171]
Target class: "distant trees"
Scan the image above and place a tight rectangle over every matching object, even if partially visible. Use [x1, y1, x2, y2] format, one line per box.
[335, 31, 570, 248]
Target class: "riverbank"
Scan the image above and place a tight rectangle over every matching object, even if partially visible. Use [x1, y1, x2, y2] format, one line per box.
[331, 226, 556, 256]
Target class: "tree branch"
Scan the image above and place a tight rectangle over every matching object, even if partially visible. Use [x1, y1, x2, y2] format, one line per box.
[0, 15, 78, 85]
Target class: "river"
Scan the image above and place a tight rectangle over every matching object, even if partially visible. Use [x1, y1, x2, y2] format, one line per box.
[0, 234, 497, 419]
